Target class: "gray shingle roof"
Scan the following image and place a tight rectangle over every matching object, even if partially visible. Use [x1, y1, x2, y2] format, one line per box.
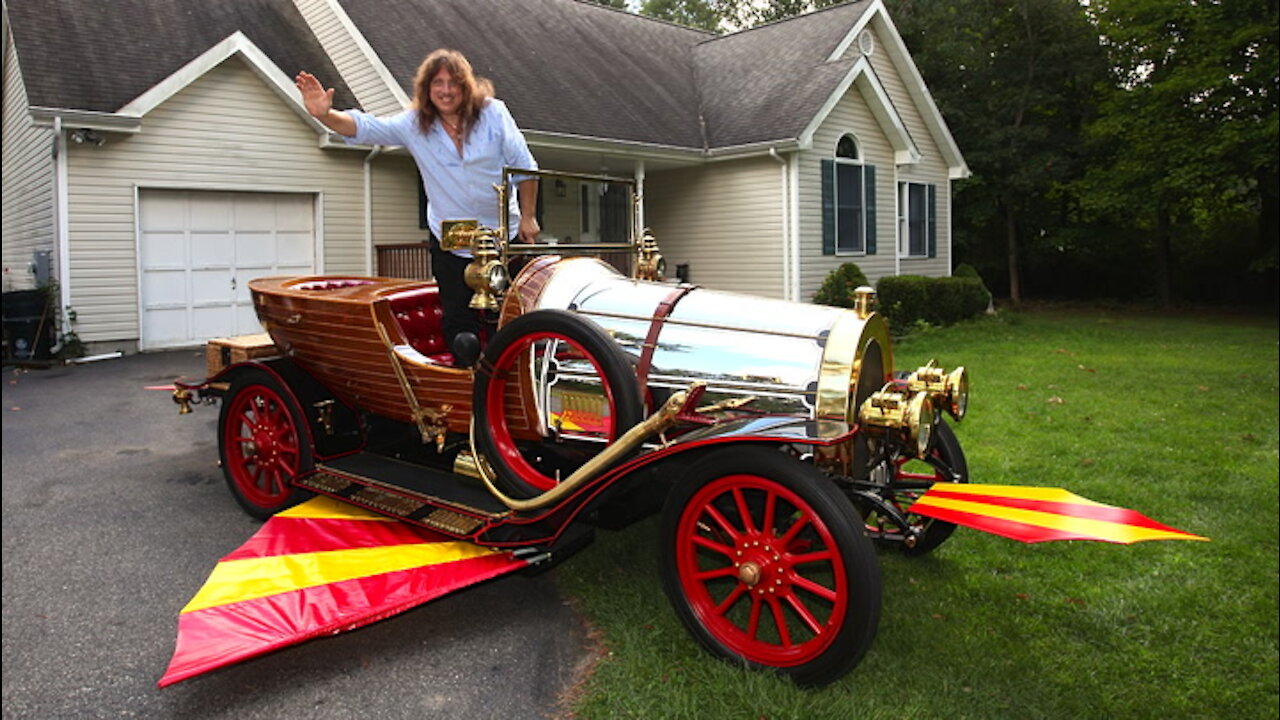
[337, 0, 710, 148]
[694, 1, 872, 148]
[5, 0, 356, 113]
[5, 0, 878, 151]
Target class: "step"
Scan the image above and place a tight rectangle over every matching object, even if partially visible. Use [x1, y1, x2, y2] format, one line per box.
[299, 452, 509, 536]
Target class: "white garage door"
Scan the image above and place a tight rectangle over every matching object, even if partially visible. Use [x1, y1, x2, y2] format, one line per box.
[139, 189, 315, 349]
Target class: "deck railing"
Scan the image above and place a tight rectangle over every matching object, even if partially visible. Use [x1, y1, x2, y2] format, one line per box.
[376, 243, 432, 280]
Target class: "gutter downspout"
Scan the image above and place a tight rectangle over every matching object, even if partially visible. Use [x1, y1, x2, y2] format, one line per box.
[769, 148, 790, 301]
[52, 117, 71, 336]
[635, 160, 646, 236]
[363, 145, 383, 275]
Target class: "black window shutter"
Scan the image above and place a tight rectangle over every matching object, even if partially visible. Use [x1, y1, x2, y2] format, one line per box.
[821, 159, 835, 255]
[865, 164, 877, 255]
[927, 183, 937, 258]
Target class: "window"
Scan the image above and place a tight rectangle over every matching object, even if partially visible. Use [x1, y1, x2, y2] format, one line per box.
[835, 136, 864, 253]
[898, 181, 937, 258]
[822, 135, 876, 256]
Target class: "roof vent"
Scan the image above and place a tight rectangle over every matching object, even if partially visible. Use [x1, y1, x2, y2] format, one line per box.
[857, 30, 875, 57]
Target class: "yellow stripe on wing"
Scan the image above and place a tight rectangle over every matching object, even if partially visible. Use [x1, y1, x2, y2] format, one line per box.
[182, 542, 500, 613]
[929, 483, 1106, 506]
[912, 495, 1205, 544]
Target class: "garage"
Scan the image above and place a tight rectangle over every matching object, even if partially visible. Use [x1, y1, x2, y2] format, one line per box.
[138, 189, 316, 349]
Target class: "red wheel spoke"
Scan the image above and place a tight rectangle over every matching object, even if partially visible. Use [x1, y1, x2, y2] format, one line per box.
[692, 534, 736, 558]
[693, 566, 739, 582]
[783, 590, 824, 636]
[732, 488, 757, 534]
[767, 596, 793, 648]
[703, 504, 742, 542]
[790, 574, 837, 603]
[788, 550, 834, 566]
[714, 584, 747, 616]
[747, 595, 763, 640]
[762, 491, 777, 538]
[778, 512, 812, 548]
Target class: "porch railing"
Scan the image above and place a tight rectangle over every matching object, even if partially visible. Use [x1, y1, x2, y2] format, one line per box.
[376, 243, 432, 280]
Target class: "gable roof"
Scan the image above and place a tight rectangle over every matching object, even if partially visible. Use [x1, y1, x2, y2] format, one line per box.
[4, 0, 355, 115]
[336, 0, 710, 150]
[693, 0, 875, 150]
[4, 0, 964, 173]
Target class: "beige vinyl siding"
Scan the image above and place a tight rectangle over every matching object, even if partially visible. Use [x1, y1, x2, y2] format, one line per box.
[63, 57, 417, 344]
[646, 156, 785, 299]
[866, 22, 952, 278]
[371, 152, 427, 245]
[798, 83, 898, 299]
[2, 31, 54, 293]
[293, 0, 404, 116]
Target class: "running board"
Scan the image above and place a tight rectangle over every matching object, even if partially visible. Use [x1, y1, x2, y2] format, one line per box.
[298, 452, 510, 536]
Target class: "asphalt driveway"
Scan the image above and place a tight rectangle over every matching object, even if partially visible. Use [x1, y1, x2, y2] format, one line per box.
[2, 350, 589, 719]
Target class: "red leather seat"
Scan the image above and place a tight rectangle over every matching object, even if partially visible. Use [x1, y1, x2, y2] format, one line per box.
[386, 287, 454, 365]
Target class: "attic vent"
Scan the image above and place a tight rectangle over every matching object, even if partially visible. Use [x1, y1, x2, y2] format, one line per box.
[857, 30, 875, 56]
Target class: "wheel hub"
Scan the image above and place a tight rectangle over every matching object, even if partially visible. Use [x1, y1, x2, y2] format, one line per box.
[735, 537, 789, 596]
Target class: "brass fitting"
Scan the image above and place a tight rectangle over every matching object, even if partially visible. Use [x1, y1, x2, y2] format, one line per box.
[464, 226, 509, 311]
[635, 228, 666, 281]
[858, 386, 936, 458]
[852, 286, 876, 319]
[904, 361, 969, 421]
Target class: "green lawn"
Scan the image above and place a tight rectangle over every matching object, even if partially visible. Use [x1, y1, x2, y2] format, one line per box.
[556, 306, 1279, 719]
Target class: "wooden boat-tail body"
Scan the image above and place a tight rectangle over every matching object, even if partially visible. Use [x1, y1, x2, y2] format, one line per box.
[249, 275, 537, 437]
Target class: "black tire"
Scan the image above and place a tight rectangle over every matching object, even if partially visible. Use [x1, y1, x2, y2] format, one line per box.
[217, 368, 314, 519]
[885, 419, 969, 556]
[660, 446, 881, 687]
[473, 310, 644, 499]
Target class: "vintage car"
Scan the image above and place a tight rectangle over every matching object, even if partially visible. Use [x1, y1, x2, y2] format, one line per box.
[174, 169, 970, 687]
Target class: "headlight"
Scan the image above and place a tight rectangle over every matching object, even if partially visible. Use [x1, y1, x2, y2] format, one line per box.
[488, 262, 511, 294]
[905, 362, 968, 422]
[858, 386, 938, 458]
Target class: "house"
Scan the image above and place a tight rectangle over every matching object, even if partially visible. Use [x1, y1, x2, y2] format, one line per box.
[2, 0, 967, 353]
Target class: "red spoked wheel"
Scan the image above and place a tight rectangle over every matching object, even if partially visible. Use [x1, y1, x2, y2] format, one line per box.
[866, 420, 969, 555]
[217, 369, 313, 519]
[661, 447, 880, 687]
[473, 310, 643, 499]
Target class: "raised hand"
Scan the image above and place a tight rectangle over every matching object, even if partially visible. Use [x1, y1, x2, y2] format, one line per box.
[294, 71, 334, 119]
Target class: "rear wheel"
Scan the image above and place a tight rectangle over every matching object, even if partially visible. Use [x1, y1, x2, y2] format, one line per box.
[660, 447, 881, 687]
[218, 369, 313, 519]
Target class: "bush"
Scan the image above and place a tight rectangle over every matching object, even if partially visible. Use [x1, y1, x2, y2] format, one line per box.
[877, 274, 988, 333]
[813, 263, 870, 308]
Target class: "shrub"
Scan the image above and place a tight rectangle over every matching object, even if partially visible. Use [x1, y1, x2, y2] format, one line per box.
[813, 263, 870, 308]
[877, 274, 988, 333]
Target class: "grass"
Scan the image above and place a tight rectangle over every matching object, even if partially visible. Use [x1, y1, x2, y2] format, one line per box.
[555, 306, 1279, 719]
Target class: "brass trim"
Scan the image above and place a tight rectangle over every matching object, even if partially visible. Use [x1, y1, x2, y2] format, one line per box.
[351, 486, 425, 517]
[423, 508, 485, 535]
[815, 310, 892, 422]
[471, 385, 696, 512]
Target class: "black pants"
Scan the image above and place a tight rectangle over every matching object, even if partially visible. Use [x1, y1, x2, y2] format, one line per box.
[428, 236, 483, 353]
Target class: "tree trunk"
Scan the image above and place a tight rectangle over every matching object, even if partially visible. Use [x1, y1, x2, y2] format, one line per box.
[1005, 205, 1022, 305]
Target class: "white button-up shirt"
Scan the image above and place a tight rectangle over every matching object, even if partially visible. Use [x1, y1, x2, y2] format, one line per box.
[345, 99, 538, 254]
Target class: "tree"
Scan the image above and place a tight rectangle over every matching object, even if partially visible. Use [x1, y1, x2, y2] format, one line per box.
[640, 0, 724, 32]
[1077, 0, 1279, 305]
[893, 0, 1109, 303]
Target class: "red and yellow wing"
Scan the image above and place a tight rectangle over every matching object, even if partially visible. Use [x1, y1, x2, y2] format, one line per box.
[908, 483, 1208, 544]
[159, 497, 526, 687]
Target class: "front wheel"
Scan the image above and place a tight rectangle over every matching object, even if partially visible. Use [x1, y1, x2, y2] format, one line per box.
[217, 369, 314, 519]
[660, 447, 881, 687]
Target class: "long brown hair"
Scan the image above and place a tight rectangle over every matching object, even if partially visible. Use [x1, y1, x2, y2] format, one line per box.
[412, 49, 493, 137]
